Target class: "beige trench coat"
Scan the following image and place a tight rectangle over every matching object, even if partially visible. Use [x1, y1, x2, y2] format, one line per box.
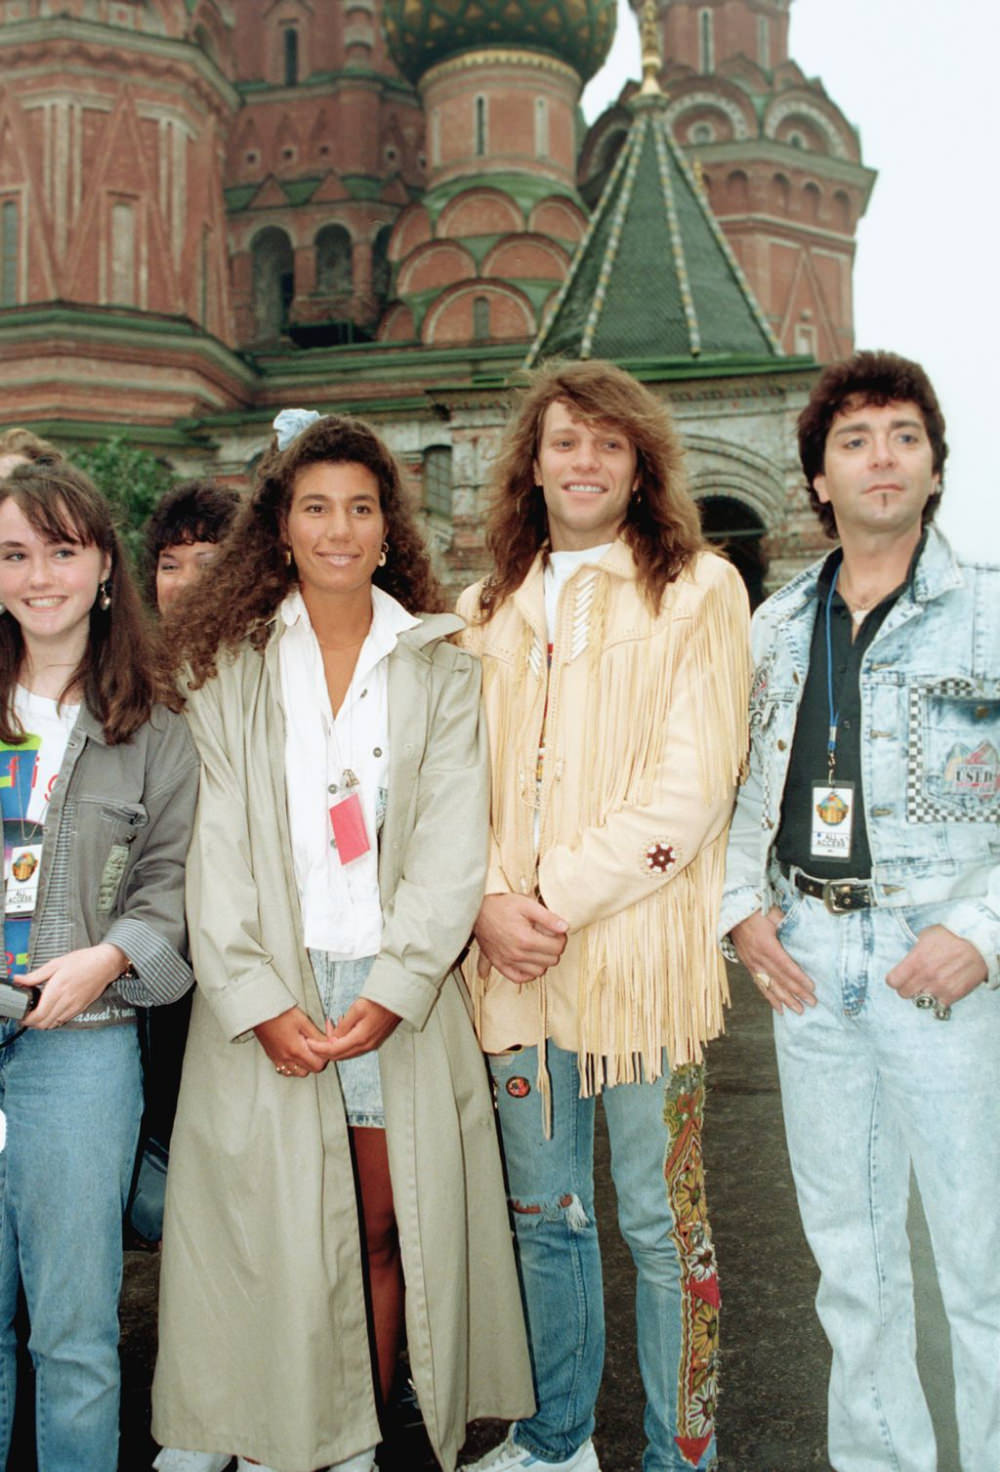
[152, 614, 533, 1472]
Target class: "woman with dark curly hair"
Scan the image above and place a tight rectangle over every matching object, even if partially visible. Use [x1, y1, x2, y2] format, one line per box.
[152, 412, 532, 1472]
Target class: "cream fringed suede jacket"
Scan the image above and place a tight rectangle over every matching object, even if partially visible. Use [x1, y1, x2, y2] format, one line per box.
[458, 540, 751, 1097]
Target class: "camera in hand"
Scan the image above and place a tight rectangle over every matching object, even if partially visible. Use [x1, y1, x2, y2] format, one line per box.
[0, 980, 39, 1021]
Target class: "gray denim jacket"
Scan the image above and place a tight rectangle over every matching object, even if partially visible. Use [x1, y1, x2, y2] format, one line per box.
[721, 525, 1000, 984]
[2, 701, 199, 1025]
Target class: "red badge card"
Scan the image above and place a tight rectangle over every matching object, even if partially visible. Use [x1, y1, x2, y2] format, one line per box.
[329, 791, 371, 866]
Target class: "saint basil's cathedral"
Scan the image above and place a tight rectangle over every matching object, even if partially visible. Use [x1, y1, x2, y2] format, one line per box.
[0, 0, 873, 596]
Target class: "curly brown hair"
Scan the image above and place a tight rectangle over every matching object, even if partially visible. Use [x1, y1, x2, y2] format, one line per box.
[143, 478, 241, 603]
[476, 359, 703, 619]
[798, 350, 948, 538]
[0, 462, 177, 744]
[170, 414, 446, 685]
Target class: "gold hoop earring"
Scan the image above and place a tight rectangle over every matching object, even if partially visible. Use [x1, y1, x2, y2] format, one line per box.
[378, 541, 388, 568]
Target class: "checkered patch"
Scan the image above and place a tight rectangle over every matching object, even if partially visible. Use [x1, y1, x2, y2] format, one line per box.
[907, 678, 1000, 823]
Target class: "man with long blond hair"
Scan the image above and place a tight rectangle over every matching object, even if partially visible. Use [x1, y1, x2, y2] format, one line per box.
[458, 360, 750, 1472]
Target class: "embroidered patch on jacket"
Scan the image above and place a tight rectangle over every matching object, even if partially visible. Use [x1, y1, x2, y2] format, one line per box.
[644, 840, 677, 874]
[97, 843, 130, 916]
[664, 1064, 719, 1467]
[505, 1076, 531, 1098]
[907, 680, 1000, 822]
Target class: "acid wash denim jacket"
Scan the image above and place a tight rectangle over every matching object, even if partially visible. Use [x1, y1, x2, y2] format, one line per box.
[721, 524, 1000, 985]
[1, 702, 199, 1026]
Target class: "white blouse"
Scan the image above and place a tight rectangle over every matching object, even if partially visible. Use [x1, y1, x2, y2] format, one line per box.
[278, 585, 418, 959]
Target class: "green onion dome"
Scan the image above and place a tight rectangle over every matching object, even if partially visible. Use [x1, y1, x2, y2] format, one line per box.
[383, 0, 617, 85]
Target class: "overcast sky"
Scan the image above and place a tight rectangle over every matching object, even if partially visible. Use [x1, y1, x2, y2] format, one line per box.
[581, 0, 998, 558]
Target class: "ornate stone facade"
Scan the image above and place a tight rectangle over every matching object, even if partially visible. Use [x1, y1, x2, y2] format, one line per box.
[0, 0, 865, 589]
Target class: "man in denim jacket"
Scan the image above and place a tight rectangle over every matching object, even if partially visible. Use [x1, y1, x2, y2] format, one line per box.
[721, 350, 1000, 1472]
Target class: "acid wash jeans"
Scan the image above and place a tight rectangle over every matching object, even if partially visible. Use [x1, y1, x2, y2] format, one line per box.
[0, 1021, 142, 1471]
[772, 874, 1000, 1472]
[489, 1042, 719, 1472]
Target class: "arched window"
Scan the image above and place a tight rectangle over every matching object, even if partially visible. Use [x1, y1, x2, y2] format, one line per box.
[769, 172, 790, 213]
[834, 190, 852, 231]
[803, 182, 821, 222]
[697, 496, 767, 609]
[794, 318, 817, 356]
[727, 170, 750, 211]
[473, 294, 490, 340]
[690, 121, 715, 145]
[315, 225, 352, 296]
[535, 97, 549, 158]
[1, 200, 18, 306]
[110, 201, 136, 306]
[698, 8, 714, 73]
[371, 225, 392, 301]
[475, 96, 487, 158]
[251, 227, 294, 340]
[283, 27, 299, 86]
[423, 445, 453, 518]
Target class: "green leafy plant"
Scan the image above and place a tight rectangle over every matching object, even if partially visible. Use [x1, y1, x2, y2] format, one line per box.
[71, 437, 177, 578]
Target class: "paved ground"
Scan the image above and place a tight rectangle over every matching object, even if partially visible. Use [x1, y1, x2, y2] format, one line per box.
[10, 965, 959, 1470]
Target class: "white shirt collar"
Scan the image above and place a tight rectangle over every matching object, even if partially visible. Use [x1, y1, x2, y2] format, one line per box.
[279, 585, 419, 678]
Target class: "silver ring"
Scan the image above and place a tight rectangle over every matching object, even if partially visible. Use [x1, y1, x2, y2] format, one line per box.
[933, 1002, 952, 1022]
[913, 992, 936, 1010]
[276, 1064, 291, 1076]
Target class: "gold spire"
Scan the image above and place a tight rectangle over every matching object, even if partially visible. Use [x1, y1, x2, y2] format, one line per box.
[638, 0, 665, 97]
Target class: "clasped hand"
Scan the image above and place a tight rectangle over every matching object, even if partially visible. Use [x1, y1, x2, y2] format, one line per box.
[254, 999, 401, 1078]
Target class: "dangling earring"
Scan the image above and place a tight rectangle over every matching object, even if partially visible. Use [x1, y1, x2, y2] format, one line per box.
[98, 579, 112, 612]
[378, 541, 388, 568]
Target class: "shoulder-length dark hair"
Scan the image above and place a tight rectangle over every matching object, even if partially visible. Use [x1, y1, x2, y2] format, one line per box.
[0, 462, 174, 745]
[171, 413, 446, 686]
[477, 359, 704, 619]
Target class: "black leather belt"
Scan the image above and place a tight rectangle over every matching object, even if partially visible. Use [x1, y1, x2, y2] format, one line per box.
[781, 864, 875, 914]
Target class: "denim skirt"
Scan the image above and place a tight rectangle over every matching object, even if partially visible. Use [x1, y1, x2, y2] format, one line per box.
[309, 950, 384, 1128]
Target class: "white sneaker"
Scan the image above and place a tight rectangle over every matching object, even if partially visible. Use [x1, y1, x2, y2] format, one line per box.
[463, 1429, 600, 1471]
[154, 1452, 232, 1472]
[329, 1450, 377, 1472]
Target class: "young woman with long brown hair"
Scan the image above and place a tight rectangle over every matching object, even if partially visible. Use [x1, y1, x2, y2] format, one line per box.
[0, 460, 197, 1470]
[152, 412, 531, 1472]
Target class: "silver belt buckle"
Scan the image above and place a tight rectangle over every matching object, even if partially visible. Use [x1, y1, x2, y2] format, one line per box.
[823, 880, 860, 914]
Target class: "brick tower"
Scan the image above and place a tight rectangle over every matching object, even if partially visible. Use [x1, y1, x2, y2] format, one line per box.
[0, 0, 247, 430]
[581, 0, 875, 358]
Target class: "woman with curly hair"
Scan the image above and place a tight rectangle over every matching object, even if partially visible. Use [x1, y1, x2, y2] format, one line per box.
[152, 412, 532, 1472]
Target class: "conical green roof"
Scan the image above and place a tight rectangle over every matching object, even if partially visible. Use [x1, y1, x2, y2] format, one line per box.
[527, 91, 782, 366]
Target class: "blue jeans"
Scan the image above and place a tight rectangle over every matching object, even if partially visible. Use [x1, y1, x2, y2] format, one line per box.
[0, 1021, 142, 1470]
[772, 879, 1000, 1472]
[489, 1044, 718, 1472]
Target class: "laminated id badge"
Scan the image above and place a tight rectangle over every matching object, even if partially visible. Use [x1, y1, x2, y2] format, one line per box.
[329, 790, 371, 866]
[4, 841, 42, 917]
[811, 781, 854, 861]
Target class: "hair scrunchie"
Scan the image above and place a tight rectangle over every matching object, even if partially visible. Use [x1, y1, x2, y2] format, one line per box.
[273, 407, 322, 451]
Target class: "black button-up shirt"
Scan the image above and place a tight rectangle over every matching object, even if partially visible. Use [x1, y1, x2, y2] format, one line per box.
[774, 535, 925, 879]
